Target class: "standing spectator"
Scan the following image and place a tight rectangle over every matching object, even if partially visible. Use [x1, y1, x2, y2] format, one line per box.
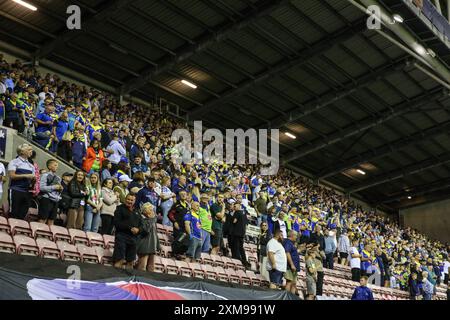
[83, 173, 103, 233]
[7, 144, 35, 220]
[360, 244, 373, 277]
[28, 150, 40, 198]
[0, 161, 6, 203]
[305, 245, 318, 300]
[254, 191, 267, 226]
[101, 159, 113, 182]
[66, 170, 87, 229]
[114, 174, 132, 204]
[135, 177, 160, 209]
[137, 203, 160, 272]
[409, 272, 422, 300]
[324, 229, 337, 269]
[34, 104, 54, 148]
[351, 276, 374, 300]
[52, 111, 69, 152]
[160, 176, 175, 226]
[350, 239, 362, 282]
[38, 159, 63, 226]
[184, 201, 202, 263]
[199, 194, 213, 254]
[284, 230, 300, 294]
[56, 130, 73, 163]
[257, 221, 272, 281]
[169, 190, 190, 258]
[337, 229, 350, 266]
[231, 201, 250, 268]
[106, 134, 126, 169]
[272, 211, 288, 239]
[100, 178, 119, 235]
[444, 254, 450, 285]
[210, 193, 225, 255]
[113, 194, 142, 269]
[83, 140, 105, 174]
[72, 129, 86, 169]
[266, 229, 287, 290]
[313, 242, 325, 296]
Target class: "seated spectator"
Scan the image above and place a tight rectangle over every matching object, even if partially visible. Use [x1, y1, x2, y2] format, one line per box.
[38, 159, 63, 226]
[184, 201, 202, 263]
[113, 194, 142, 269]
[351, 276, 374, 300]
[7, 143, 35, 220]
[284, 230, 300, 294]
[100, 178, 120, 235]
[137, 203, 160, 272]
[266, 229, 287, 290]
[83, 173, 103, 233]
[66, 170, 87, 229]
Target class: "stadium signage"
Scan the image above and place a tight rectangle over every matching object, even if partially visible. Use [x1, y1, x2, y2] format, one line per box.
[171, 121, 279, 176]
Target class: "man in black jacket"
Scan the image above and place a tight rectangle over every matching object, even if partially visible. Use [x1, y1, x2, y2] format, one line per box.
[168, 190, 190, 257]
[231, 202, 250, 268]
[113, 194, 142, 269]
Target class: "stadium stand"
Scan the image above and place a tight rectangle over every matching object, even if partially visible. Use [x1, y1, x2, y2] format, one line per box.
[0, 0, 450, 302]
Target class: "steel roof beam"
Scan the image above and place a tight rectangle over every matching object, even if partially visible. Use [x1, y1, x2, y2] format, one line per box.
[34, 0, 135, 60]
[316, 119, 450, 180]
[347, 151, 450, 194]
[187, 18, 367, 119]
[281, 89, 446, 164]
[120, 0, 290, 94]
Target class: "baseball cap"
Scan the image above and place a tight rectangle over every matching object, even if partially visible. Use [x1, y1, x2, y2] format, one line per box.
[119, 174, 132, 183]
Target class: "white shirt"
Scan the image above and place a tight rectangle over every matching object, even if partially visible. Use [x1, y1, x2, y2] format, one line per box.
[0, 162, 5, 193]
[444, 261, 450, 274]
[107, 140, 127, 164]
[278, 219, 287, 239]
[266, 238, 287, 272]
[350, 246, 361, 269]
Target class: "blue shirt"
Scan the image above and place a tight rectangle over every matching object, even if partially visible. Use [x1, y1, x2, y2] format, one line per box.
[184, 211, 202, 240]
[136, 187, 160, 209]
[7, 156, 35, 192]
[351, 286, 374, 300]
[35, 112, 53, 133]
[283, 238, 300, 271]
[54, 119, 69, 141]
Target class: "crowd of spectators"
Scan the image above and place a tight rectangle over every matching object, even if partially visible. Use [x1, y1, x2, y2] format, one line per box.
[1, 53, 450, 300]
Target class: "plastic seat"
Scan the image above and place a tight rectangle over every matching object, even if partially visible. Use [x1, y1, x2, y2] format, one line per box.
[163, 225, 173, 236]
[30, 222, 53, 240]
[153, 256, 166, 273]
[214, 266, 230, 282]
[221, 256, 234, 269]
[175, 260, 192, 277]
[210, 254, 225, 268]
[189, 262, 205, 279]
[161, 257, 178, 275]
[8, 218, 32, 236]
[236, 269, 251, 286]
[25, 207, 39, 222]
[201, 264, 217, 281]
[13, 235, 39, 256]
[0, 216, 10, 234]
[76, 244, 100, 264]
[255, 273, 270, 287]
[201, 252, 214, 266]
[159, 245, 172, 258]
[103, 234, 115, 248]
[245, 270, 261, 286]
[0, 231, 15, 253]
[86, 232, 105, 247]
[50, 225, 71, 243]
[158, 233, 169, 246]
[95, 247, 113, 266]
[156, 223, 165, 234]
[68, 229, 89, 246]
[36, 238, 60, 259]
[56, 241, 81, 261]
[226, 268, 241, 284]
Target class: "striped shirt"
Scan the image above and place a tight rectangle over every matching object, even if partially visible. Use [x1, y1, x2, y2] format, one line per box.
[7, 156, 35, 192]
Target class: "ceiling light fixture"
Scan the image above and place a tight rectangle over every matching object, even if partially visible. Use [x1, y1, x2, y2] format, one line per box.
[285, 132, 296, 139]
[181, 80, 197, 89]
[356, 169, 366, 175]
[12, 0, 37, 11]
[407, 196, 412, 200]
[392, 14, 404, 23]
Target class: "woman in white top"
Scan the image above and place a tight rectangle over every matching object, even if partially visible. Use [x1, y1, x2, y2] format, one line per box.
[100, 178, 120, 235]
[160, 176, 175, 226]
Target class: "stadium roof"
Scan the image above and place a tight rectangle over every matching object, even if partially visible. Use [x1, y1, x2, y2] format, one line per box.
[1, 0, 450, 212]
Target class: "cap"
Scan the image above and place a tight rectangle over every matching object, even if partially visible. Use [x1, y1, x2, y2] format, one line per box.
[62, 172, 74, 177]
[119, 174, 133, 183]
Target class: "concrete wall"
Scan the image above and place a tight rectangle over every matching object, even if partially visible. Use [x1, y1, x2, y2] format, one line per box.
[400, 199, 450, 243]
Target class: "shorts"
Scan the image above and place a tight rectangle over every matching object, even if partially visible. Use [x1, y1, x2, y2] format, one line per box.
[38, 197, 59, 221]
[306, 275, 317, 296]
[211, 228, 223, 247]
[113, 233, 137, 263]
[284, 269, 298, 282]
[186, 237, 202, 260]
[339, 252, 348, 259]
[269, 269, 284, 285]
